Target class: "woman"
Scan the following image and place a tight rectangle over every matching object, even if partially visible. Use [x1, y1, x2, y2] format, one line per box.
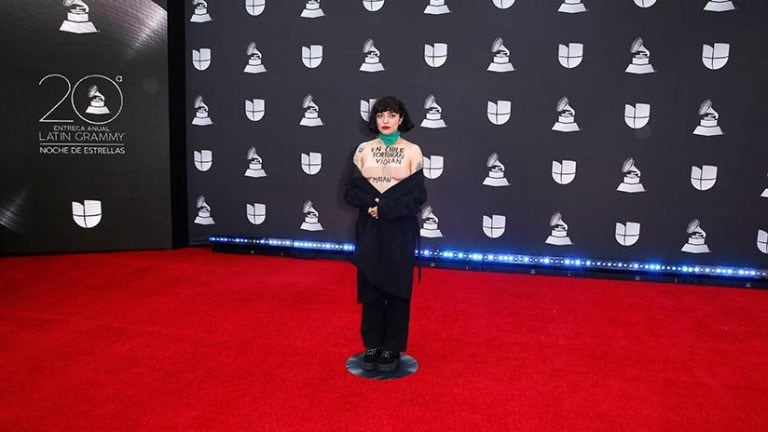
[344, 96, 426, 372]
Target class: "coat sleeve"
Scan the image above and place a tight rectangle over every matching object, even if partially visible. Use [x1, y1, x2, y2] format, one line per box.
[344, 175, 378, 209]
[377, 181, 426, 220]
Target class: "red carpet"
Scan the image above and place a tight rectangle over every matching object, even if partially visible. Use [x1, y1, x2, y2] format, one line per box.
[1, 248, 767, 431]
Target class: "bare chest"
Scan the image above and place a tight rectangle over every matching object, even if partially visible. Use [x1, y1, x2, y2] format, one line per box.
[360, 145, 411, 193]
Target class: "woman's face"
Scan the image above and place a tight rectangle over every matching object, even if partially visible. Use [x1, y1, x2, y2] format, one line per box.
[376, 110, 402, 134]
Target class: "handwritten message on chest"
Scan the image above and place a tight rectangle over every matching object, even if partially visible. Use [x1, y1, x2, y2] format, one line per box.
[371, 145, 405, 166]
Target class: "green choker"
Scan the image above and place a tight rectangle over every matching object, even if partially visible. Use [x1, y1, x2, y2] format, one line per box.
[378, 131, 401, 147]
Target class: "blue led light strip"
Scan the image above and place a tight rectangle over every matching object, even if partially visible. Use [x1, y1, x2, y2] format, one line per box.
[209, 236, 768, 280]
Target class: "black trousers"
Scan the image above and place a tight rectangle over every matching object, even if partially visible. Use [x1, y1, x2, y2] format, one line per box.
[359, 275, 411, 353]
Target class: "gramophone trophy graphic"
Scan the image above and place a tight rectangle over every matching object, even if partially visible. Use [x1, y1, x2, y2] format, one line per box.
[482, 153, 510, 187]
[299, 94, 324, 127]
[693, 99, 723, 136]
[244, 147, 267, 178]
[545, 212, 573, 246]
[487, 37, 515, 72]
[190, 0, 213, 23]
[420, 95, 447, 128]
[616, 158, 646, 193]
[552, 97, 580, 132]
[681, 219, 710, 254]
[625, 37, 656, 74]
[301, 0, 325, 18]
[194, 196, 215, 225]
[85, 86, 110, 115]
[420, 205, 443, 238]
[300, 201, 323, 231]
[360, 39, 385, 72]
[60, 0, 98, 34]
[192, 96, 213, 126]
[244, 42, 266, 74]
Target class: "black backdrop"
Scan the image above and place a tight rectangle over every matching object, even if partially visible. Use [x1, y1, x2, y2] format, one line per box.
[186, 1, 768, 270]
[1, 0, 173, 254]
[4, 1, 763, 270]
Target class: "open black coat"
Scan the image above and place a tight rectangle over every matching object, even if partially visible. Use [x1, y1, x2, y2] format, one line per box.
[344, 164, 426, 302]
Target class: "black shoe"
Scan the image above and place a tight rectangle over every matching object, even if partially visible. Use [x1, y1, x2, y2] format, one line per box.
[376, 350, 400, 372]
[361, 347, 381, 371]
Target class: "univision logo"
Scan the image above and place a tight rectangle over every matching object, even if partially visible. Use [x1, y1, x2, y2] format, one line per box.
[624, 103, 651, 129]
[301, 152, 322, 175]
[72, 200, 101, 228]
[424, 43, 448, 68]
[487, 100, 511, 126]
[615, 222, 641, 246]
[552, 160, 576, 185]
[423, 155, 444, 179]
[690, 165, 718, 191]
[363, 0, 385, 12]
[302, 45, 323, 69]
[758, 230, 768, 254]
[245, 0, 266, 16]
[558, 43, 583, 69]
[482, 215, 506, 239]
[194, 150, 213, 172]
[245, 99, 265, 122]
[702, 43, 730, 70]
[633, 0, 657, 7]
[246, 203, 267, 225]
[192, 48, 212, 71]
[360, 98, 377, 121]
[493, 0, 516, 9]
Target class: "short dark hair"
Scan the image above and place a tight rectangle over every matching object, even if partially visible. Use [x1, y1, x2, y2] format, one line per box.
[366, 95, 415, 134]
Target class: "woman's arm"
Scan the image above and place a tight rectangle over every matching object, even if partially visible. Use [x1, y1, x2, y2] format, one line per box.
[410, 144, 424, 174]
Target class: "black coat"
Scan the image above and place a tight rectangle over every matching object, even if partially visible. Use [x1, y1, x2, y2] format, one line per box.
[344, 164, 427, 301]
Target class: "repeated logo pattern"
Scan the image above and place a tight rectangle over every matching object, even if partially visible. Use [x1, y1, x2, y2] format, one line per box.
[187, 1, 764, 264]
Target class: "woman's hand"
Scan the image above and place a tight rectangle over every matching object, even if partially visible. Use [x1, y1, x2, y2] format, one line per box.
[367, 206, 379, 219]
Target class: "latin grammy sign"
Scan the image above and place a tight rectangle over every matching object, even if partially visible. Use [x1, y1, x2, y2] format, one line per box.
[3, 0, 172, 254]
[37, 74, 127, 156]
